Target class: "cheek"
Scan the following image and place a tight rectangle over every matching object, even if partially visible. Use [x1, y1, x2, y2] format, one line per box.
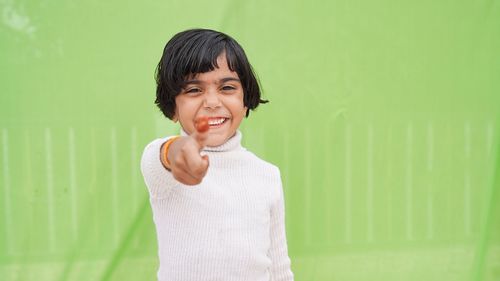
[176, 97, 199, 115]
[231, 108, 247, 127]
[227, 94, 246, 114]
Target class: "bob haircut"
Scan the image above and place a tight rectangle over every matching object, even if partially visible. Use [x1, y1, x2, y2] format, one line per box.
[155, 28, 267, 120]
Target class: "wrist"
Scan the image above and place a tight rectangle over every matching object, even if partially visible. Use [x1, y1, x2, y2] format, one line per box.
[161, 136, 181, 171]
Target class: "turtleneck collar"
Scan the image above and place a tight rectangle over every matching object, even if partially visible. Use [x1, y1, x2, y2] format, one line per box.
[180, 129, 243, 152]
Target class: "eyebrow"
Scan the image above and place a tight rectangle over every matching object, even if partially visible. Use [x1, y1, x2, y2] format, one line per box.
[183, 77, 241, 85]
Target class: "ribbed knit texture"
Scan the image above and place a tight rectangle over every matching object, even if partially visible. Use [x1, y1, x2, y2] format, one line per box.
[140, 130, 294, 281]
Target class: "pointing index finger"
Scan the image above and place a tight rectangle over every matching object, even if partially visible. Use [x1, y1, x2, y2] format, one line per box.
[195, 116, 209, 133]
[193, 116, 209, 149]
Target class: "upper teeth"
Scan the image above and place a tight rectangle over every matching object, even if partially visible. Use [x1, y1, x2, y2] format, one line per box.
[208, 118, 225, 125]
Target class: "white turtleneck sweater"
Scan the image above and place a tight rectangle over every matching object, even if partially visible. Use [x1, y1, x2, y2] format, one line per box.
[140, 130, 294, 281]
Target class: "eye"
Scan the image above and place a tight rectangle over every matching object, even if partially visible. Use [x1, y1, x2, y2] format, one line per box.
[185, 88, 201, 94]
[221, 85, 236, 91]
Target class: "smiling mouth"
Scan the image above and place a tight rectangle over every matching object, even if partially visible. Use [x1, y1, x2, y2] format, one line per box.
[207, 117, 229, 127]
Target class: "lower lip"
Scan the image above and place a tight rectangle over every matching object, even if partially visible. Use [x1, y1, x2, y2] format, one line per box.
[208, 118, 228, 129]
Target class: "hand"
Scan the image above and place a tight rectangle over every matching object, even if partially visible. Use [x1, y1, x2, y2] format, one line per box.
[166, 117, 210, 185]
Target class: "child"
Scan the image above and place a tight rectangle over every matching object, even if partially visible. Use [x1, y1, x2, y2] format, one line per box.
[140, 28, 294, 281]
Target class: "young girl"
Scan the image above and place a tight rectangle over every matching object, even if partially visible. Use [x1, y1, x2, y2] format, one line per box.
[141, 28, 294, 281]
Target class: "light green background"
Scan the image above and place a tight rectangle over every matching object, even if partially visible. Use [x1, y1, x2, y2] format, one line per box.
[1, 0, 499, 280]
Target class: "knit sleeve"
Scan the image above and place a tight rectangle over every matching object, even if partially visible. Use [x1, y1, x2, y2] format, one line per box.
[140, 137, 179, 199]
[268, 170, 294, 281]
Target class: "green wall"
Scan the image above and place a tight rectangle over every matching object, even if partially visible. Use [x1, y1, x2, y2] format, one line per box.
[1, 0, 499, 280]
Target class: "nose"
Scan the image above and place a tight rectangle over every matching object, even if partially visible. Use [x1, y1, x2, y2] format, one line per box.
[203, 88, 221, 109]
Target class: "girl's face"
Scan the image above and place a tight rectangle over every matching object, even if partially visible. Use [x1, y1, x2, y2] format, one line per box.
[174, 53, 247, 147]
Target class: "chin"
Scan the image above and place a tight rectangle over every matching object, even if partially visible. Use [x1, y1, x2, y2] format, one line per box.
[206, 138, 225, 147]
[205, 133, 229, 147]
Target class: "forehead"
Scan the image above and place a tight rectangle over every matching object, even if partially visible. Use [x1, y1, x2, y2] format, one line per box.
[186, 54, 239, 83]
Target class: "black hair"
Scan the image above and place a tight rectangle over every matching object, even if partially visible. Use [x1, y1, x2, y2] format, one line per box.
[154, 28, 268, 120]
